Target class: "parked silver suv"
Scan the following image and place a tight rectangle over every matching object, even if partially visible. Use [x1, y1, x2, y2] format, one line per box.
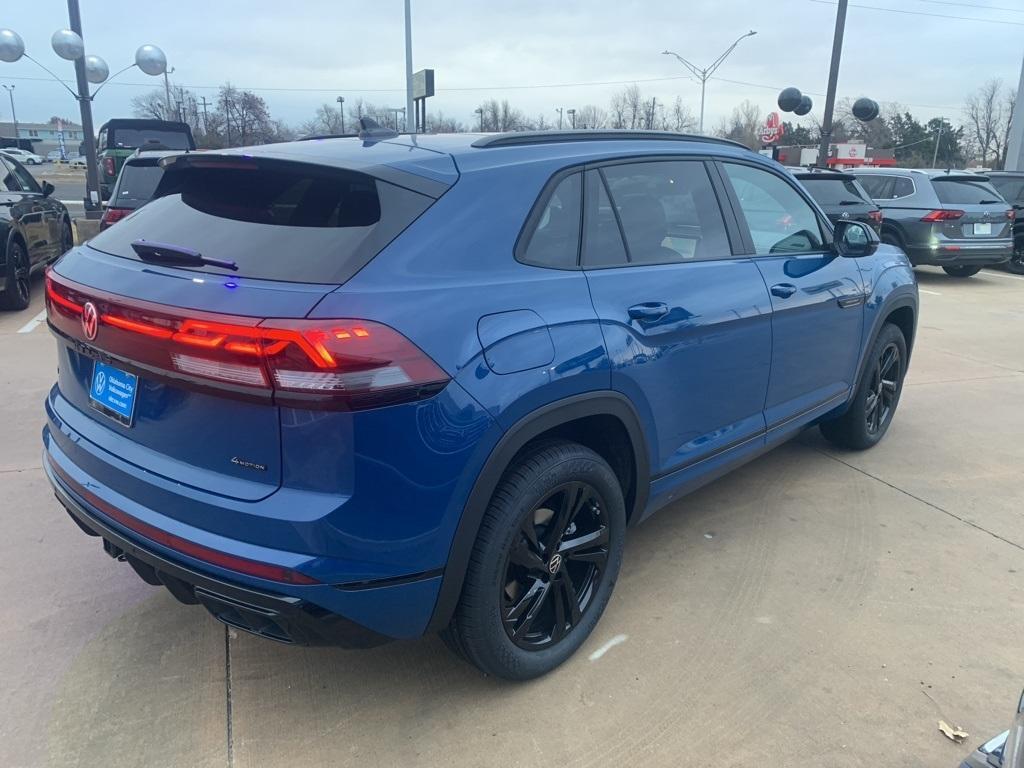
[851, 168, 1012, 277]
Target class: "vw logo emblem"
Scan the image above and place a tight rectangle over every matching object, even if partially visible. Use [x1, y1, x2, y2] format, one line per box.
[81, 302, 99, 341]
[94, 371, 106, 395]
[547, 553, 563, 575]
[840, 212, 850, 219]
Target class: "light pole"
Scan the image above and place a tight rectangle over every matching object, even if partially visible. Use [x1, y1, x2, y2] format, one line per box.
[1, 84, 16, 143]
[0, 15, 166, 216]
[556, 107, 563, 130]
[567, 108, 576, 129]
[337, 96, 345, 133]
[932, 121, 944, 167]
[163, 65, 176, 119]
[404, 0, 414, 132]
[662, 29, 756, 135]
[475, 107, 484, 132]
[816, 0, 847, 171]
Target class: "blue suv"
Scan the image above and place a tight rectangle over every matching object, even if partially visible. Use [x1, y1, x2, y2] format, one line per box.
[42, 127, 917, 680]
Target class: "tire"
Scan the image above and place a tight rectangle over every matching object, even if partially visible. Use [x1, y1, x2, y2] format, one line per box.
[0, 239, 31, 311]
[942, 265, 981, 277]
[821, 323, 907, 451]
[1005, 249, 1024, 275]
[59, 218, 74, 257]
[442, 441, 626, 680]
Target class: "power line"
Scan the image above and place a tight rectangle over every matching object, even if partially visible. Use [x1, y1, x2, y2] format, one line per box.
[809, 0, 1024, 25]
[916, 0, 1024, 14]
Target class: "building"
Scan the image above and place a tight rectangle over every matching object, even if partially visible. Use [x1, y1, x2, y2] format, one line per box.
[0, 120, 85, 158]
[772, 141, 897, 169]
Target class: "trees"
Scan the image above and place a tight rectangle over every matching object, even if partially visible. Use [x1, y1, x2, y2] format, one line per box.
[715, 100, 763, 149]
[475, 99, 528, 132]
[964, 79, 1014, 168]
[300, 103, 346, 136]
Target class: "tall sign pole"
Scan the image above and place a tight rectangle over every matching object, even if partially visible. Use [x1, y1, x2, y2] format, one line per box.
[817, 0, 848, 167]
[404, 0, 414, 133]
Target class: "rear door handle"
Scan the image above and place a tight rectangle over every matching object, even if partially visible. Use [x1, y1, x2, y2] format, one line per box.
[628, 302, 669, 321]
[770, 283, 797, 299]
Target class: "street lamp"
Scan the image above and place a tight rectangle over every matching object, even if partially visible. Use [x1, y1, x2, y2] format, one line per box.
[337, 96, 345, 134]
[662, 29, 756, 135]
[0, 9, 166, 216]
[1, 84, 17, 142]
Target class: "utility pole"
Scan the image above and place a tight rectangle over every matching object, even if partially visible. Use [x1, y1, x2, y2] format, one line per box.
[556, 107, 563, 130]
[1, 84, 16, 142]
[475, 107, 483, 132]
[567, 108, 576, 129]
[1006, 51, 1024, 171]
[337, 96, 345, 133]
[66, 0, 101, 215]
[404, 0, 414, 132]
[932, 121, 944, 168]
[649, 96, 657, 129]
[199, 95, 210, 135]
[816, 0, 848, 169]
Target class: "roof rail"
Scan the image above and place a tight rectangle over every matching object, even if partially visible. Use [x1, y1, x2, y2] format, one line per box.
[470, 129, 750, 151]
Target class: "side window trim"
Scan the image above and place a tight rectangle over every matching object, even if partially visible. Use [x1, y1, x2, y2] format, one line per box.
[513, 165, 585, 270]
[715, 159, 833, 257]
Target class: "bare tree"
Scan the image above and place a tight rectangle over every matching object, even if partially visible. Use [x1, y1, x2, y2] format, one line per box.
[716, 100, 763, 149]
[668, 97, 697, 133]
[574, 105, 607, 129]
[426, 111, 465, 133]
[609, 85, 645, 129]
[475, 99, 528, 131]
[130, 90, 171, 121]
[964, 79, 1011, 168]
[217, 83, 284, 147]
[300, 103, 346, 136]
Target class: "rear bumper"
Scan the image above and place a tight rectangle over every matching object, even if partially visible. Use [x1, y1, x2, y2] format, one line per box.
[49, 462, 390, 646]
[906, 241, 1012, 266]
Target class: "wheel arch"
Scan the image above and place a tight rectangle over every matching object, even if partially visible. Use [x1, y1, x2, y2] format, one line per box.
[426, 391, 650, 632]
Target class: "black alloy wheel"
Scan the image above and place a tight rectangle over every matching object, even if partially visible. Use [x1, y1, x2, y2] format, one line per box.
[1006, 248, 1024, 275]
[501, 481, 609, 650]
[0, 241, 31, 311]
[60, 219, 74, 256]
[865, 342, 901, 436]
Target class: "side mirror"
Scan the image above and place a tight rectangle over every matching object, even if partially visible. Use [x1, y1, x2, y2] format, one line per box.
[834, 220, 879, 258]
[41, 181, 55, 198]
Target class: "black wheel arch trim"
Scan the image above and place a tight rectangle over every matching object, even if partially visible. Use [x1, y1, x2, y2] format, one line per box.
[426, 390, 650, 633]
[855, 292, 917, 387]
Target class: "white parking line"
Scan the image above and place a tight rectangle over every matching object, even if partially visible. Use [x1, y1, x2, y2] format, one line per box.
[588, 633, 628, 661]
[984, 270, 1024, 282]
[919, 289, 942, 296]
[16, 310, 46, 334]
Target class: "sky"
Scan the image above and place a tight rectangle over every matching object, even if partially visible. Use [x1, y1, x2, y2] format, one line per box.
[1, 0, 1022, 133]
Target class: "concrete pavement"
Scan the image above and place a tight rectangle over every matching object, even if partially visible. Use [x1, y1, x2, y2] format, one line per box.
[1, 266, 1021, 768]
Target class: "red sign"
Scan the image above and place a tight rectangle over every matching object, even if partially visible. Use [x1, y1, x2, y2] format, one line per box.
[760, 112, 785, 144]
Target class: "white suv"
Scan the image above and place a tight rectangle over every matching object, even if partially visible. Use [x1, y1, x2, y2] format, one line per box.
[1, 148, 43, 165]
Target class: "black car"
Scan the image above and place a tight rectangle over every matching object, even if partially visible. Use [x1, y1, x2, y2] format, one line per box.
[100, 149, 181, 231]
[1, 153, 73, 310]
[790, 167, 883, 233]
[983, 171, 1024, 274]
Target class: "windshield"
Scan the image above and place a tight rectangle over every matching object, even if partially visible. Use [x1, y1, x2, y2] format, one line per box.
[932, 178, 1004, 205]
[800, 177, 872, 205]
[109, 128, 193, 150]
[988, 176, 1024, 205]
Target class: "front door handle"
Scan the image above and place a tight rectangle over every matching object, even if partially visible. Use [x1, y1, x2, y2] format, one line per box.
[628, 302, 669, 321]
[770, 283, 798, 299]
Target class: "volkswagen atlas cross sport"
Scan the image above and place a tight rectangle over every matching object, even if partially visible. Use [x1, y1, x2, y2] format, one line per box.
[42, 125, 918, 680]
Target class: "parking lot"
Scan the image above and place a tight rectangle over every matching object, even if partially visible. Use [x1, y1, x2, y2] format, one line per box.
[0, 266, 1021, 767]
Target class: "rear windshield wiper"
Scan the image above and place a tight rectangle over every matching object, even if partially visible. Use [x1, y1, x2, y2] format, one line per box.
[977, 199, 1004, 204]
[837, 200, 866, 205]
[131, 240, 238, 271]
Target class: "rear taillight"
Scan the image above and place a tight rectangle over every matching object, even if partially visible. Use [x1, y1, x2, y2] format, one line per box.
[99, 207, 131, 230]
[868, 210, 883, 224]
[921, 209, 964, 222]
[1008, 209, 1016, 221]
[45, 271, 450, 410]
[102, 156, 116, 177]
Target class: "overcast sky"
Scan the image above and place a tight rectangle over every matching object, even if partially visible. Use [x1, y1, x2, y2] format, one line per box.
[2, 0, 1022, 132]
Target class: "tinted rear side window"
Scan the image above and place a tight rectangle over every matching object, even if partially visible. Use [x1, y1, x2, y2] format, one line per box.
[932, 178, 1004, 205]
[799, 178, 871, 205]
[519, 172, 582, 268]
[88, 161, 434, 283]
[113, 163, 164, 209]
[109, 128, 192, 150]
[989, 176, 1024, 205]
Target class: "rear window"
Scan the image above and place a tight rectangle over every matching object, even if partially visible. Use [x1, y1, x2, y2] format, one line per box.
[109, 128, 192, 150]
[987, 176, 1024, 205]
[88, 161, 435, 283]
[799, 177, 871, 206]
[112, 163, 164, 209]
[932, 178, 1003, 205]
